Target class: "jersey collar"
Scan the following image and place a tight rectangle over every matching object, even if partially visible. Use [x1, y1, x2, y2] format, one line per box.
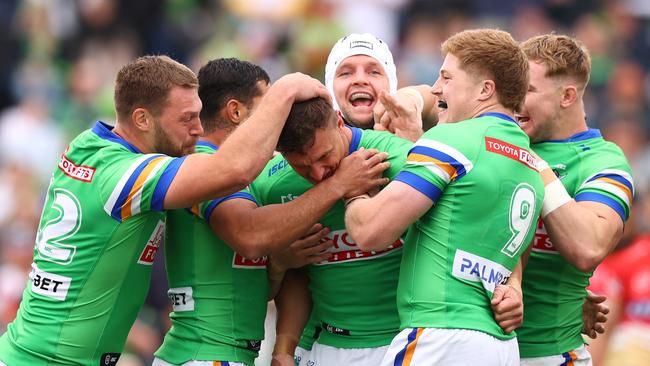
[539, 128, 602, 143]
[477, 112, 517, 124]
[347, 125, 363, 154]
[197, 140, 219, 150]
[92, 121, 142, 153]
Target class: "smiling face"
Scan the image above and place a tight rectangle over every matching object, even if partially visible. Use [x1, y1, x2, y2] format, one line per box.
[431, 53, 483, 124]
[283, 119, 348, 184]
[152, 85, 203, 157]
[517, 61, 563, 143]
[332, 55, 390, 129]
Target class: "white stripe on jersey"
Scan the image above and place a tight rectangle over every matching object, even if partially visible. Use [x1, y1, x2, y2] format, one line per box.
[130, 157, 170, 216]
[103, 154, 157, 217]
[415, 138, 474, 176]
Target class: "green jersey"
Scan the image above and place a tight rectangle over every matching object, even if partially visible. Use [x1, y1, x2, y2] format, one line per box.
[394, 113, 544, 340]
[0, 122, 186, 366]
[519, 129, 633, 357]
[155, 141, 267, 366]
[250, 127, 412, 348]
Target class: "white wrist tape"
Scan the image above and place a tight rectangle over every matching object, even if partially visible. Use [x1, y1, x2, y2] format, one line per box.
[535, 158, 549, 173]
[542, 179, 572, 218]
[400, 88, 424, 113]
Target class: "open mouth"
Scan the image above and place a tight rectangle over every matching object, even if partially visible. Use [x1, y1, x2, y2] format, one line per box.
[515, 114, 530, 126]
[437, 99, 448, 110]
[349, 92, 374, 107]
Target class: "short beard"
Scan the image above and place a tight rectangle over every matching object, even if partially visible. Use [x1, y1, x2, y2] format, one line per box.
[153, 122, 193, 157]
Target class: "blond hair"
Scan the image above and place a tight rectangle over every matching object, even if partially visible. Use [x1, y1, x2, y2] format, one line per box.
[114, 55, 198, 121]
[442, 29, 529, 111]
[521, 34, 591, 90]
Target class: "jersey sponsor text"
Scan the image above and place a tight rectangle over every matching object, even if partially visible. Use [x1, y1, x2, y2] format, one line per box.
[30, 263, 71, 301]
[314, 229, 403, 265]
[58, 154, 96, 182]
[167, 287, 195, 312]
[138, 220, 164, 265]
[452, 249, 512, 293]
[485, 137, 539, 171]
[232, 253, 268, 268]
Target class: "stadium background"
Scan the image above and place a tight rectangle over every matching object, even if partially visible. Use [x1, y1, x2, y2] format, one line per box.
[0, 0, 648, 365]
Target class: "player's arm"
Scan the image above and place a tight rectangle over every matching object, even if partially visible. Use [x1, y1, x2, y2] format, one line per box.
[266, 225, 333, 300]
[164, 73, 330, 209]
[272, 270, 311, 366]
[345, 180, 433, 251]
[538, 167, 626, 272]
[210, 150, 389, 259]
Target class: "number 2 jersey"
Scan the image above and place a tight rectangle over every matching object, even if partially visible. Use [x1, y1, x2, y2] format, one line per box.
[250, 127, 412, 348]
[0, 122, 186, 366]
[155, 141, 267, 366]
[394, 113, 544, 339]
[518, 129, 634, 357]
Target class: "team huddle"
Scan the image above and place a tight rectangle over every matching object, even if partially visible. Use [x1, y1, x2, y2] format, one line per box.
[0, 28, 633, 366]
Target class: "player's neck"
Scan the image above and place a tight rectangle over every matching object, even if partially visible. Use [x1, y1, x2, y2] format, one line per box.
[203, 129, 230, 147]
[112, 122, 150, 153]
[551, 105, 588, 140]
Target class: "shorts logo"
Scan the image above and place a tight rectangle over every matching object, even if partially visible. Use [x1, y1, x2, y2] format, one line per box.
[232, 253, 268, 269]
[452, 249, 512, 293]
[100, 353, 120, 366]
[532, 218, 558, 254]
[30, 263, 71, 301]
[137, 220, 165, 265]
[350, 40, 373, 50]
[167, 287, 194, 311]
[485, 137, 539, 171]
[246, 340, 262, 351]
[314, 230, 402, 265]
[58, 154, 96, 182]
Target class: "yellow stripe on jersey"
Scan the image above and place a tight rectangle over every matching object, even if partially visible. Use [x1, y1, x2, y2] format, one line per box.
[121, 156, 166, 219]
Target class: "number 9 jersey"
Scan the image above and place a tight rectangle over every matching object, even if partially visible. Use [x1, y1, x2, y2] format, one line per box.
[0, 122, 186, 366]
[393, 113, 544, 339]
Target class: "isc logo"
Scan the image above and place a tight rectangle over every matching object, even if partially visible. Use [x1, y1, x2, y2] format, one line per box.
[268, 159, 289, 177]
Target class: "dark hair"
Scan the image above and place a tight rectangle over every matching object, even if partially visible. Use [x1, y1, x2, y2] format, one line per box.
[277, 97, 336, 154]
[114, 55, 197, 121]
[198, 58, 270, 133]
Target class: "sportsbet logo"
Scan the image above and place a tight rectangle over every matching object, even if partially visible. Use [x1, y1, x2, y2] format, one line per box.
[452, 249, 512, 293]
[314, 229, 403, 265]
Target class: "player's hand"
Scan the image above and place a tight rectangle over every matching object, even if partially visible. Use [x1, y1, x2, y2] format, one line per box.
[271, 223, 333, 270]
[273, 72, 331, 103]
[491, 284, 524, 333]
[330, 147, 389, 199]
[373, 90, 423, 142]
[582, 290, 609, 338]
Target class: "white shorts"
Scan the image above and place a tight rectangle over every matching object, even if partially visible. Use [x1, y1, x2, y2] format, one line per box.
[381, 327, 519, 366]
[152, 357, 247, 366]
[304, 341, 389, 366]
[295, 346, 310, 366]
[520, 344, 592, 366]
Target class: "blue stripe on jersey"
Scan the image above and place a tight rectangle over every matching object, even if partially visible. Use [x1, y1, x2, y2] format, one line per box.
[542, 128, 602, 143]
[202, 192, 257, 221]
[196, 140, 219, 150]
[575, 191, 627, 221]
[478, 112, 517, 124]
[92, 121, 142, 153]
[409, 145, 468, 178]
[393, 328, 419, 366]
[394, 171, 442, 203]
[151, 156, 187, 212]
[348, 126, 362, 154]
[111, 155, 160, 220]
[586, 173, 634, 193]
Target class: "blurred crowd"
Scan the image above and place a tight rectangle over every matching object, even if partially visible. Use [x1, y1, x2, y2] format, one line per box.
[0, 0, 649, 365]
